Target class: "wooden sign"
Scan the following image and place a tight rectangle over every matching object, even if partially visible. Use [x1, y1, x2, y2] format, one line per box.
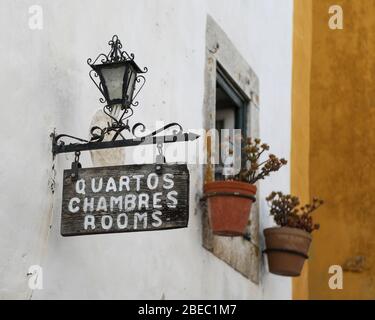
[61, 164, 189, 236]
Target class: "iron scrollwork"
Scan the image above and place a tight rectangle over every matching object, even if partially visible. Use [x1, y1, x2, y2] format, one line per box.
[52, 35, 199, 156]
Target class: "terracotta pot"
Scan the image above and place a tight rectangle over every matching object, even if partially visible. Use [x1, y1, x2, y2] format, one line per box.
[204, 181, 256, 236]
[263, 227, 312, 277]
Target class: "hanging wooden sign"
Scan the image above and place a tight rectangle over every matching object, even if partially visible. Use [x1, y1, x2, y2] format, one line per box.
[61, 164, 189, 236]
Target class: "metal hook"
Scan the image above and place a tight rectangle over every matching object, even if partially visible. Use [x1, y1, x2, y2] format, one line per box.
[157, 142, 163, 155]
[74, 151, 81, 162]
[156, 142, 166, 163]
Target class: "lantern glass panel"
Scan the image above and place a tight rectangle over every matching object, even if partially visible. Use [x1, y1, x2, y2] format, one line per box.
[100, 64, 127, 101]
[125, 67, 137, 103]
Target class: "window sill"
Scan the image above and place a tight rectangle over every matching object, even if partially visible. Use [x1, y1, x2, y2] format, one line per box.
[201, 200, 260, 284]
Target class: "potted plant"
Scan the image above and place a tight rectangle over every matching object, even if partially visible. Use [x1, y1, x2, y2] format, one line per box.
[263, 192, 324, 276]
[204, 137, 287, 236]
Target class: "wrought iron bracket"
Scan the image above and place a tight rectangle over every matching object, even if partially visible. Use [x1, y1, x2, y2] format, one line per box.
[51, 127, 200, 156]
[51, 35, 200, 159]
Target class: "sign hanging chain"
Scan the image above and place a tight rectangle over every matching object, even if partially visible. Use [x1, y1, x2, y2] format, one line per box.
[71, 151, 82, 181]
[156, 142, 166, 164]
[155, 142, 166, 174]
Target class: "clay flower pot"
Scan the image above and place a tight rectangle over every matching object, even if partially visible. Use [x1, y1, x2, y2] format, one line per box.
[263, 227, 312, 277]
[204, 180, 256, 236]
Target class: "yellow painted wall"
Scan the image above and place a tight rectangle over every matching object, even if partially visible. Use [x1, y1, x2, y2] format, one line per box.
[292, 0, 375, 299]
[291, 0, 312, 300]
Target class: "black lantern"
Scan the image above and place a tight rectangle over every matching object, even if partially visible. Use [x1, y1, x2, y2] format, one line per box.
[52, 34, 199, 157]
[88, 35, 147, 110]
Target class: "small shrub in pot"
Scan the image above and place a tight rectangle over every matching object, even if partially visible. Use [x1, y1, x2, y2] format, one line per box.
[264, 192, 324, 276]
[204, 137, 287, 236]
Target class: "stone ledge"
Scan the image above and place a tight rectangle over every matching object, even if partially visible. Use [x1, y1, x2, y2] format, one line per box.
[202, 204, 260, 284]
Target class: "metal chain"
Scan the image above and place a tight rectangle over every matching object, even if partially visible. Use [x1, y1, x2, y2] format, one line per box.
[157, 142, 163, 157]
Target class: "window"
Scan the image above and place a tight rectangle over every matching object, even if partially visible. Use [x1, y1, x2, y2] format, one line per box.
[215, 65, 248, 179]
[202, 15, 260, 284]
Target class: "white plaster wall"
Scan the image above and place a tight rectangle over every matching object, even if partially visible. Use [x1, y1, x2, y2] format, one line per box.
[0, 0, 293, 299]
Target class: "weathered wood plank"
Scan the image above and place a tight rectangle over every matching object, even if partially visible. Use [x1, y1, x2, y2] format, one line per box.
[61, 164, 189, 236]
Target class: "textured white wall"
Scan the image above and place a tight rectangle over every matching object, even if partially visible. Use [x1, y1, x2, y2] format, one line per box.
[0, 0, 293, 299]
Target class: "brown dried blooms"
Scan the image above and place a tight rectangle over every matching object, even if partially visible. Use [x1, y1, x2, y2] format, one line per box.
[266, 191, 324, 233]
[238, 137, 287, 184]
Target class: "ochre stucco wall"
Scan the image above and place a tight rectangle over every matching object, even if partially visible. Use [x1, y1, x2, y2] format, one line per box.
[291, 0, 312, 300]
[292, 0, 375, 299]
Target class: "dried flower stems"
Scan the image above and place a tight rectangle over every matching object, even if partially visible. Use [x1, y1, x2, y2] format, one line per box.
[266, 191, 324, 233]
[238, 138, 287, 184]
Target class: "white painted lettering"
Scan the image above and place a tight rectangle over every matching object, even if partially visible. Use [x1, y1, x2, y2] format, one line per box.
[68, 197, 80, 213]
[153, 192, 162, 209]
[147, 173, 159, 190]
[110, 196, 123, 211]
[133, 175, 144, 191]
[134, 212, 147, 229]
[163, 174, 174, 189]
[138, 193, 149, 210]
[105, 177, 117, 192]
[152, 211, 163, 227]
[117, 213, 128, 229]
[84, 215, 95, 230]
[101, 215, 113, 230]
[124, 194, 137, 211]
[75, 179, 86, 194]
[119, 176, 130, 191]
[83, 197, 95, 212]
[96, 196, 107, 212]
[167, 191, 178, 208]
[91, 178, 103, 193]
